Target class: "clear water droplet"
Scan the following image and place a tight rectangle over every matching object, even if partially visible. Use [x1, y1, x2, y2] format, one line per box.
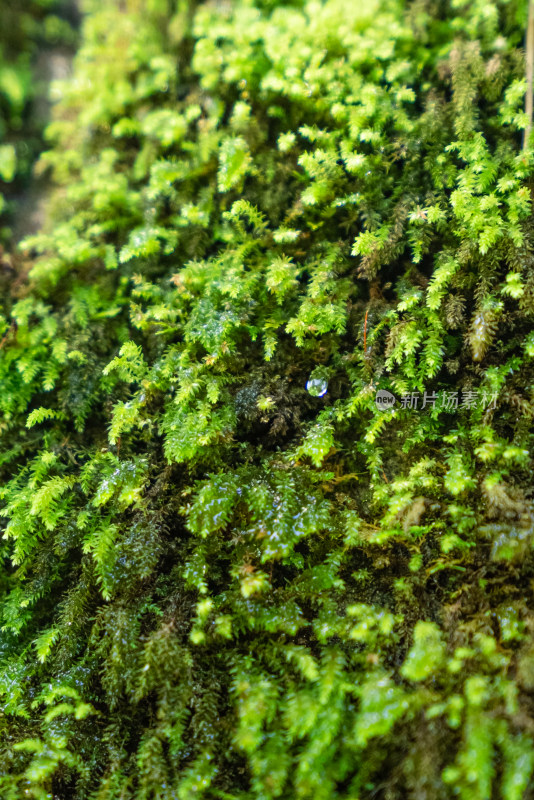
[306, 378, 328, 397]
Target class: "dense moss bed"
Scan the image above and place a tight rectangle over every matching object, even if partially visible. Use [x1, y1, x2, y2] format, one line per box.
[2, 0, 534, 798]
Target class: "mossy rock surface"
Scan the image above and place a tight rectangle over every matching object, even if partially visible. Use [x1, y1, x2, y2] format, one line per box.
[2, 1, 534, 798]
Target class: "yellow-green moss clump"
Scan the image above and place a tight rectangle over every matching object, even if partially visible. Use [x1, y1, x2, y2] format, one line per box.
[2, 0, 534, 798]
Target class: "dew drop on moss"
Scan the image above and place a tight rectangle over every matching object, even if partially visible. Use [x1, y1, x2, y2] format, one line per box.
[306, 378, 328, 397]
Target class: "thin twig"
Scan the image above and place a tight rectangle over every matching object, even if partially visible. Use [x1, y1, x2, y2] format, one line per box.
[0, 322, 17, 350]
[524, 0, 534, 150]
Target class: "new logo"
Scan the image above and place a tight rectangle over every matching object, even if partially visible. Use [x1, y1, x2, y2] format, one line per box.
[375, 389, 396, 410]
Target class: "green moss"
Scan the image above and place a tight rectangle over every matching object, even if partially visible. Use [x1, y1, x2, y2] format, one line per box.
[2, 0, 534, 798]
